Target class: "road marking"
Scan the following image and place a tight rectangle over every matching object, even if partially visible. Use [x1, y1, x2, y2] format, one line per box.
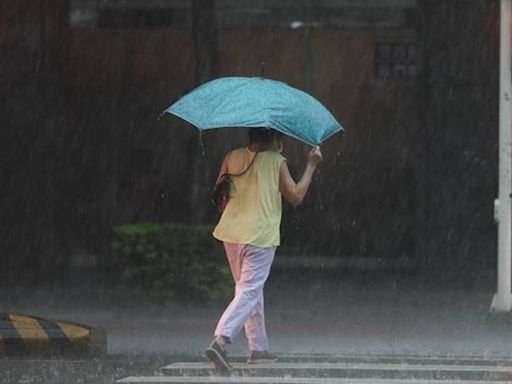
[119, 355, 512, 384]
[117, 376, 510, 384]
[238, 354, 512, 366]
[163, 361, 512, 373]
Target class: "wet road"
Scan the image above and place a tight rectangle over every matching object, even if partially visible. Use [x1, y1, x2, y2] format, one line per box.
[1, 273, 512, 383]
[3, 352, 512, 384]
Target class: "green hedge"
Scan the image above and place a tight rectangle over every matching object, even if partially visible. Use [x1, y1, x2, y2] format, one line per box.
[113, 223, 232, 301]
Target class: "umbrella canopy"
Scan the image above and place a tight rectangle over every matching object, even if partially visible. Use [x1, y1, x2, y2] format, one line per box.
[164, 76, 343, 146]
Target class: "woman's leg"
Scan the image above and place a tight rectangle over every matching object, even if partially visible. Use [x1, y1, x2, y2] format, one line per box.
[214, 244, 276, 345]
[244, 294, 268, 351]
[224, 242, 243, 281]
[223, 242, 270, 351]
[213, 242, 242, 343]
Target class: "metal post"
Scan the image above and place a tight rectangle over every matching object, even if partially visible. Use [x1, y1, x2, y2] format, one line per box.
[491, 0, 512, 313]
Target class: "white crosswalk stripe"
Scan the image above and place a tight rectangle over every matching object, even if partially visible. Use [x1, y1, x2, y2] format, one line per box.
[116, 354, 512, 384]
[162, 361, 512, 372]
[118, 378, 511, 384]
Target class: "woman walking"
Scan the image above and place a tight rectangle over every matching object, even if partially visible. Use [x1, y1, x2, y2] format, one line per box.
[206, 128, 323, 370]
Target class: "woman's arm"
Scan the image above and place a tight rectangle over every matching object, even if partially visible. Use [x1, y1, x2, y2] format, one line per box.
[279, 146, 323, 205]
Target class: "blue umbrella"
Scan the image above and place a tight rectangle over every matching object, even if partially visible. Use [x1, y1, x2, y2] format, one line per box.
[164, 76, 343, 146]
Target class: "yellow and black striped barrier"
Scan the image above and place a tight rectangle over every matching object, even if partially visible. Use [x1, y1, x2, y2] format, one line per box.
[0, 313, 106, 357]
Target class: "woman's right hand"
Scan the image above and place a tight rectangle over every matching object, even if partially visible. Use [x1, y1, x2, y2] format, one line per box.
[280, 145, 323, 205]
[308, 146, 323, 167]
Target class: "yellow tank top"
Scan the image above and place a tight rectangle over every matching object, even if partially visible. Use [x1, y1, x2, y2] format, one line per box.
[213, 147, 286, 247]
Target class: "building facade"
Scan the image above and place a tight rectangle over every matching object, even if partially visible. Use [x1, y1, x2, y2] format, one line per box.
[0, 0, 499, 284]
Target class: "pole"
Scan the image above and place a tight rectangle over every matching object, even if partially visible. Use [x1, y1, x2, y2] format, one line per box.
[492, 0, 512, 312]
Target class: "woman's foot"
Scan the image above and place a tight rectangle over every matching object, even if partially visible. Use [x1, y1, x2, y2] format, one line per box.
[205, 336, 232, 371]
[247, 350, 278, 364]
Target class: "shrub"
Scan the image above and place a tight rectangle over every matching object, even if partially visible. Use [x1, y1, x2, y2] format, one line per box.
[113, 223, 232, 301]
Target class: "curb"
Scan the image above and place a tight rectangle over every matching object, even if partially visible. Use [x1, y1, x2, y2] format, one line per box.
[0, 313, 106, 357]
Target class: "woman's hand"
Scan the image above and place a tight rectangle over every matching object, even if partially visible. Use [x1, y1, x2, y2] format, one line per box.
[279, 145, 323, 205]
[308, 146, 323, 167]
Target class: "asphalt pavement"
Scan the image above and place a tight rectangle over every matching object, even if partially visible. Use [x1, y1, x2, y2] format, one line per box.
[2, 269, 512, 356]
[1, 268, 511, 383]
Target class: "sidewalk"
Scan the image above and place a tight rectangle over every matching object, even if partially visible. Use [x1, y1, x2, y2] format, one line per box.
[1, 270, 511, 358]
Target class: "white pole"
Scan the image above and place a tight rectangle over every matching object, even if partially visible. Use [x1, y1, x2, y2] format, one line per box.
[491, 0, 512, 313]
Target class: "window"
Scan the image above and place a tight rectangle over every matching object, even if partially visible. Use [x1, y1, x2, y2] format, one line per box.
[374, 43, 416, 80]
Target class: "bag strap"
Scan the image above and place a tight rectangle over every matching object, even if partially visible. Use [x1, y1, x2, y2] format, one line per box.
[219, 151, 258, 180]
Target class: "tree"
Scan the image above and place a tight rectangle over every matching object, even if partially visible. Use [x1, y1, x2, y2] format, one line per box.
[189, 0, 219, 223]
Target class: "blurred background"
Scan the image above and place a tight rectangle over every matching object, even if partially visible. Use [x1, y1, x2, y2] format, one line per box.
[0, 0, 500, 294]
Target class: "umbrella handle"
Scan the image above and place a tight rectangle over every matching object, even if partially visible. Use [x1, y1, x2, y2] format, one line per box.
[260, 62, 265, 78]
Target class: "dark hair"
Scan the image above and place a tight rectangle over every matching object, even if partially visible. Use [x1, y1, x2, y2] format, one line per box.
[248, 128, 283, 144]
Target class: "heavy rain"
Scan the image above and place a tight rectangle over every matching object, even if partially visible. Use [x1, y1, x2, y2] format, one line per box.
[1, 0, 512, 383]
